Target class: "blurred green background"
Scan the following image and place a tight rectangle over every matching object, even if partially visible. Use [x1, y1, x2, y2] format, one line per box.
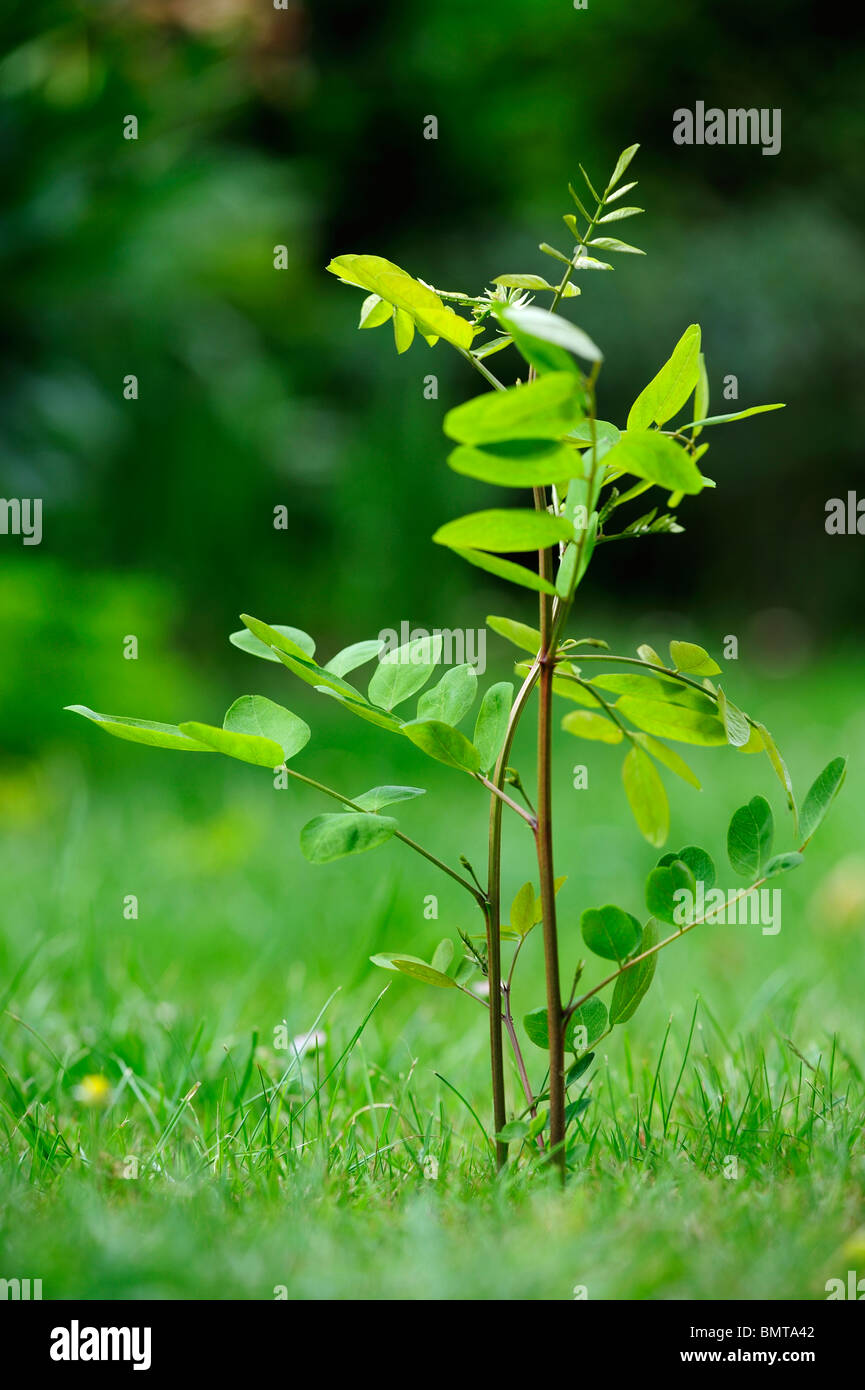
[1, 0, 864, 1299]
[2, 0, 865, 757]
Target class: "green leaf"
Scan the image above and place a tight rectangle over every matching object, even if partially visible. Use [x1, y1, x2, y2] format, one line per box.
[367, 633, 442, 711]
[434, 509, 574, 554]
[799, 757, 847, 845]
[645, 859, 697, 926]
[358, 293, 393, 329]
[657, 844, 716, 890]
[692, 353, 709, 438]
[499, 315, 581, 378]
[390, 956, 456, 987]
[392, 306, 415, 354]
[65, 706, 214, 754]
[538, 242, 572, 265]
[417, 663, 478, 726]
[616, 698, 726, 746]
[566, 1051, 595, 1085]
[763, 851, 804, 879]
[222, 695, 310, 761]
[610, 919, 659, 1025]
[324, 639, 383, 677]
[555, 543, 578, 599]
[443, 373, 585, 445]
[486, 615, 542, 655]
[230, 623, 316, 663]
[431, 938, 454, 974]
[327, 254, 475, 349]
[630, 733, 701, 790]
[524, 1008, 552, 1050]
[622, 745, 670, 847]
[562, 710, 623, 743]
[301, 812, 398, 864]
[496, 305, 603, 363]
[523, 1000, 606, 1053]
[627, 325, 702, 430]
[738, 723, 764, 754]
[472, 335, 514, 360]
[727, 795, 774, 880]
[492, 274, 559, 291]
[401, 719, 481, 773]
[450, 547, 558, 595]
[371, 952, 456, 988]
[239, 614, 314, 661]
[352, 785, 426, 812]
[588, 236, 644, 255]
[601, 431, 705, 496]
[473, 681, 513, 773]
[637, 643, 663, 665]
[591, 672, 712, 708]
[240, 617, 373, 709]
[756, 722, 797, 825]
[566, 998, 608, 1053]
[453, 957, 476, 986]
[569, 251, 614, 272]
[598, 206, 643, 223]
[606, 143, 640, 192]
[581, 904, 642, 961]
[579, 162, 601, 202]
[567, 182, 593, 222]
[688, 404, 785, 429]
[447, 439, 582, 487]
[316, 687, 404, 733]
[510, 882, 536, 937]
[716, 687, 751, 748]
[496, 1120, 530, 1143]
[668, 640, 721, 676]
[178, 720, 285, 768]
[605, 179, 638, 204]
[270, 646, 367, 700]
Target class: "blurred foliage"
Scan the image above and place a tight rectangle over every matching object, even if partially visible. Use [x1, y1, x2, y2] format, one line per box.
[1, 0, 865, 756]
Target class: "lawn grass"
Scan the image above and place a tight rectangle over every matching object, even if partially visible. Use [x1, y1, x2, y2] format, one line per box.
[1, 648, 863, 1299]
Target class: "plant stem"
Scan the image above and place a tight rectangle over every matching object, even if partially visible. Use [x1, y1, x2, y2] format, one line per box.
[476, 774, 538, 830]
[536, 592, 566, 1175]
[484, 660, 543, 1169]
[503, 934, 543, 1144]
[529, 480, 566, 1176]
[458, 346, 506, 392]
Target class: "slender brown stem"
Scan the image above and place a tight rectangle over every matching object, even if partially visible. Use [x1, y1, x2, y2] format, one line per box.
[503, 934, 543, 1147]
[485, 840, 508, 1168]
[476, 774, 538, 830]
[484, 659, 543, 1169]
[533, 499, 566, 1175]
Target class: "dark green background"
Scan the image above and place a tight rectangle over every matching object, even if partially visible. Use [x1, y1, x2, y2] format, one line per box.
[2, 0, 864, 749]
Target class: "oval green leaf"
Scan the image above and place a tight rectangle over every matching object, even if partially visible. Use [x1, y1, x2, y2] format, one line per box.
[622, 744, 670, 847]
[65, 706, 214, 754]
[581, 904, 642, 961]
[301, 812, 398, 864]
[434, 509, 574, 554]
[473, 681, 514, 773]
[401, 719, 481, 773]
[223, 694, 311, 761]
[230, 623, 316, 663]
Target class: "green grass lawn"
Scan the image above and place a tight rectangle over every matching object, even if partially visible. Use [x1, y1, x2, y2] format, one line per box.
[1, 649, 864, 1300]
